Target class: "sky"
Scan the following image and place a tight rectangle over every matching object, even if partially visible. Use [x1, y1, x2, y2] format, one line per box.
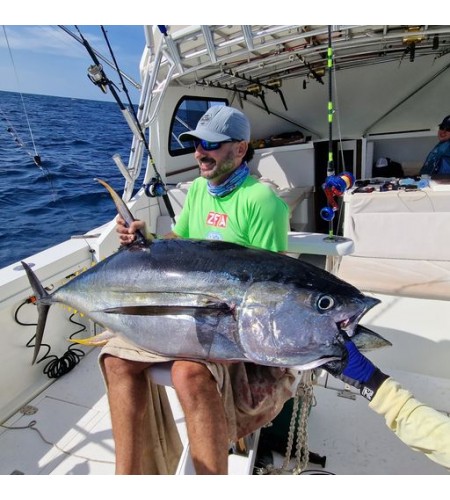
[0, 25, 145, 102]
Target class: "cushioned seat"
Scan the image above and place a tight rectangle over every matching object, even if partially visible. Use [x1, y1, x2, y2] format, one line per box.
[339, 189, 450, 301]
[338, 256, 450, 300]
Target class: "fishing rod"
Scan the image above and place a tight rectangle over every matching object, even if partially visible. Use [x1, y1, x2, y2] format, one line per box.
[74, 26, 141, 136]
[222, 68, 288, 112]
[297, 54, 325, 89]
[74, 25, 176, 224]
[100, 28, 175, 219]
[320, 26, 354, 239]
[327, 25, 334, 179]
[58, 25, 140, 90]
[196, 78, 270, 112]
[100, 26, 139, 124]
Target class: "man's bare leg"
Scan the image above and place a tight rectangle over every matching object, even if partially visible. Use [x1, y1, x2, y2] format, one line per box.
[171, 361, 229, 474]
[103, 355, 152, 474]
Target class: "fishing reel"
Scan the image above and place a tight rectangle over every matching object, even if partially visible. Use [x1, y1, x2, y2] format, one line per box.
[143, 177, 177, 223]
[144, 177, 167, 198]
[320, 171, 355, 221]
[87, 64, 108, 94]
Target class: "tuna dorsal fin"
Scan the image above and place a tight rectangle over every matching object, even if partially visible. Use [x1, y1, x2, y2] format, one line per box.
[95, 178, 151, 245]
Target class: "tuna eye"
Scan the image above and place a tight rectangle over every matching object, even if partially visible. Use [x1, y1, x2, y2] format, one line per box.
[316, 294, 335, 312]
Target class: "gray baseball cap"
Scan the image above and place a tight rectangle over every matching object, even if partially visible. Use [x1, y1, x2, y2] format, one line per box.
[179, 106, 251, 143]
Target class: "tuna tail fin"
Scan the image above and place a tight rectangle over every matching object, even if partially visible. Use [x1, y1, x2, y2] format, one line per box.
[21, 261, 51, 365]
[95, 178, 150, 245]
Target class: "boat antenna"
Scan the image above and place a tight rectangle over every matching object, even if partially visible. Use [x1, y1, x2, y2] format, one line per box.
[1, 26, 41, 167]
[74, 26, 176, 224]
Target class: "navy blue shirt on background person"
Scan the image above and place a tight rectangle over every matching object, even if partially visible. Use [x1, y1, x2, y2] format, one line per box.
[420, 115, 450, 175]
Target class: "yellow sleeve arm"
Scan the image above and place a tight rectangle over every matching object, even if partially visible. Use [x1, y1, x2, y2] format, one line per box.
[369, 378, 450, 469]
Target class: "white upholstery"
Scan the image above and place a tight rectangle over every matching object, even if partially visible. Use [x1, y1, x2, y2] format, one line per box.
[338, 256, 450, 300]
[346, 212, 450, 261]
[339, 188, 450, 300]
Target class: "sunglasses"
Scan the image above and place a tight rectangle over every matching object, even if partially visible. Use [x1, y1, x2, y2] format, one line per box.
[193, 139, 238, 151]
[439, 125, 450, 132]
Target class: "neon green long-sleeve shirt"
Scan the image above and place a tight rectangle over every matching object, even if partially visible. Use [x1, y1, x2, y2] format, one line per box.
[369, 378, 450, 469]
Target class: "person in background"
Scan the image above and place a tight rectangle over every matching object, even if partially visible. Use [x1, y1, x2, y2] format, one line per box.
[372, 157, 404, 178]
[101, 105, 296, 475]
[420, 114, 450, 175]
[324, 335, 450, 469]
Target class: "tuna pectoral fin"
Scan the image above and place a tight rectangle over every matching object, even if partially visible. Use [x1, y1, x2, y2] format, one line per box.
[21, 261, 51, 365]
[352, 325, 392, 351]
[70, 330, 116, 347]
[103, 303, 232, 316]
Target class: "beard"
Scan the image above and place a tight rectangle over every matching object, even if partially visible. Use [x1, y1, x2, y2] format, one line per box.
[198, 150, 238, 184]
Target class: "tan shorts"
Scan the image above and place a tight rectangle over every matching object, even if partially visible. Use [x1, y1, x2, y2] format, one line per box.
[99, 336, 296, 441]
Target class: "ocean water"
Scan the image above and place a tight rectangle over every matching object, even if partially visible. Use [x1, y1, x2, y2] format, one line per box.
[0, 90, 140, 269]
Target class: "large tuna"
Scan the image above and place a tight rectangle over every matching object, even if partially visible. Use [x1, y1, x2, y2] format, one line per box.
[22, 180, 389, 369]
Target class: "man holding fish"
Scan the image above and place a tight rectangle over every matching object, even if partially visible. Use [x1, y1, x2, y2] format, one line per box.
[102, 104, 450, 473]
[102, 106, 297, 474]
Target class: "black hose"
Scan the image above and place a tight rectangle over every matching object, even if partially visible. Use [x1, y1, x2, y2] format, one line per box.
[14, 300, 86, 379]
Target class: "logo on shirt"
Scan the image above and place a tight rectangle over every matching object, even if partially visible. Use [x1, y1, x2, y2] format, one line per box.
[206, 211, 228, 228]
[206, 231, 223, 241]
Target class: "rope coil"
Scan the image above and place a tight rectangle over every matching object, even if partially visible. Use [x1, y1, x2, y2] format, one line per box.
[259, 369, 315, 475]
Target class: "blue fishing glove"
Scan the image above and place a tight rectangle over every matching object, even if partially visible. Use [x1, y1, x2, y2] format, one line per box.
[325, 337, 388, 401]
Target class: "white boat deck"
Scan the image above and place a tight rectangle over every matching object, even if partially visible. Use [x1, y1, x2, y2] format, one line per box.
[1, 346, 448, 475]
[308, 370, 450, 475]
[0, 347, 116, 475]
[0, 347, 257, 475]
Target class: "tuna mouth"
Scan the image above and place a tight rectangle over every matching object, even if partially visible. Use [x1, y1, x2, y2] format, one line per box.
[338, 296, 380, 334]
[337, 318, 359, 336]
[338, 311, 369, 334]
[338, 318, 351, 330]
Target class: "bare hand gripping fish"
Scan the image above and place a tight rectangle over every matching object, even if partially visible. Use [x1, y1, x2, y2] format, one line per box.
[22, 179, 390, 368]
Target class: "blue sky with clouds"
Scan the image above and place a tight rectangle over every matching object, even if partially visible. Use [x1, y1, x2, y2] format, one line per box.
[0, 25, 145, 102]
